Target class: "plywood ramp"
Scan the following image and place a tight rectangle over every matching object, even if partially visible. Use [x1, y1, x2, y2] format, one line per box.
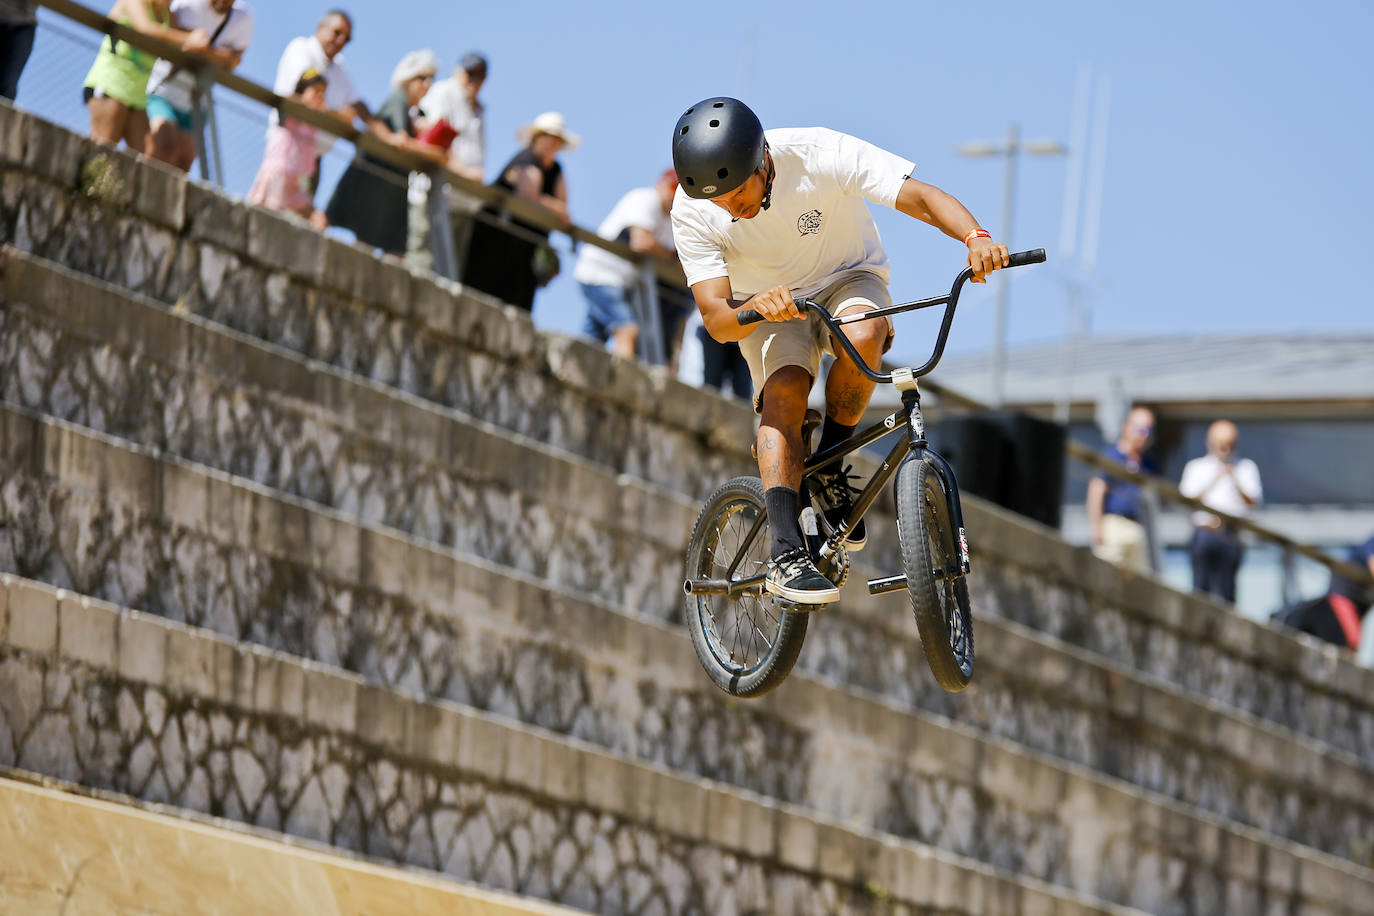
[0, 776, 584, 916]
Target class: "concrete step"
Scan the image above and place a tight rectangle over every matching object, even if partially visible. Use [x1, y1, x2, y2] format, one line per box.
[2, 247, 1371, 849]
[0, 248, 697, 618]
[1, 408, 1371, 915]
[0, 771, 589, 915]
[0, 574, 1163, 916]
[4, 107, 1372, 763]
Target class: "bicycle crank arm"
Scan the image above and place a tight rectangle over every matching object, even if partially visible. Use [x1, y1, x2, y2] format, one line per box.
[683, 576, 767, 598]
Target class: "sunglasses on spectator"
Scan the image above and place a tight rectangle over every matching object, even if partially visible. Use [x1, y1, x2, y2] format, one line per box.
[1134, 425, 1154, 435]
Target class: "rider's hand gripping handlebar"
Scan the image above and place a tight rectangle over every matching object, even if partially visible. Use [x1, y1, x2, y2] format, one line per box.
[734, 248, 1047, 384]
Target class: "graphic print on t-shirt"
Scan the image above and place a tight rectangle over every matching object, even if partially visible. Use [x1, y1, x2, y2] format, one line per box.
[797, 209, 823, 235]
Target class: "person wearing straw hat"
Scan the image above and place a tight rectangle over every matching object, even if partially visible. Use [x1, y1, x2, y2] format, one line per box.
[462, 111, 578, 312]
[324, 48, 446, 256]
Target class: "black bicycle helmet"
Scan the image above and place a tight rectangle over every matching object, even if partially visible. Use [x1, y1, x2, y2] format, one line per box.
[672, 97, 767, 199]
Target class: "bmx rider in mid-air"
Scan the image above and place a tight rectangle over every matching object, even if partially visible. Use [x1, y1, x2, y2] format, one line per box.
[670, 96, 1010, 605]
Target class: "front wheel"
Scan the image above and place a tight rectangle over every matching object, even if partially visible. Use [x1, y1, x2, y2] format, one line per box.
[683, 477, 810, 698]
[894, 457, 974, 692]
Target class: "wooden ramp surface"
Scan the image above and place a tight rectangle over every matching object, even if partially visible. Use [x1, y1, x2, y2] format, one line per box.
[0, 775, 584, 916]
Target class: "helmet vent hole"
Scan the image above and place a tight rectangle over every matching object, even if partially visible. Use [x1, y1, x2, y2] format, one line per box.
[685, 107, 694, 115]
[679, 126, 689, 135]
[684, 177, 695, 186]
[712, 101, 724, 108]
[708, 119, 720, 128]
[717, 168, 729, 179]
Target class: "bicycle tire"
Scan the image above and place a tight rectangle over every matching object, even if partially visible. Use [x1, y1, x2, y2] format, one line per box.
[683, 476, 809, 698]
[894, 457, 974, 692]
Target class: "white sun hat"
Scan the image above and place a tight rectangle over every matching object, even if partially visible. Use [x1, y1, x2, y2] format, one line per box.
[516, 111, 581, 151]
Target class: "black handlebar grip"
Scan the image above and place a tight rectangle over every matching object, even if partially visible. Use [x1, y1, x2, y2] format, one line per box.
[736, 308, 764, 326]
[1007, 248, 1047, 267]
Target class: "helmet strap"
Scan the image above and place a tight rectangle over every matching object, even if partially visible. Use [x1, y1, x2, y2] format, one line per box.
[760, 146, 775, 211]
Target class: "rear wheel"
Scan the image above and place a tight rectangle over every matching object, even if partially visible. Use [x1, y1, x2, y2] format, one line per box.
[683, 477, 809, 698]
[894, 457, 974, 691]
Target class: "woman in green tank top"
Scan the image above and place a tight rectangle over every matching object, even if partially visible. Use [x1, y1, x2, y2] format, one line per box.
[83, 0, 207, 150]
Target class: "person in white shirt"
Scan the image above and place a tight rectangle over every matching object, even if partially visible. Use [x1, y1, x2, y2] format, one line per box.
[574, 169, 679, 359]
[273, 11, 402, 157]
[145, 0, 253, 172]
[1178, 419, 1262, 603]
[404, 51, 487, 274]
[671, 97, 1009, 603]
[418, 51, 486, 181]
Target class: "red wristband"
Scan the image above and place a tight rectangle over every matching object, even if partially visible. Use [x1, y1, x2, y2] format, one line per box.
[963, 228, 992, 247]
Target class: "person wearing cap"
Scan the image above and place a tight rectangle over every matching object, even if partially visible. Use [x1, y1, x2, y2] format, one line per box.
[573, 168, 681, 360]
[462, 111, 578, 313]
[670, 96, 1009, 603]
[324, 49, 446, 256]
[405, 51, 488, 274]
[246, 68, 329, 229]
[144, 0, 254, 172]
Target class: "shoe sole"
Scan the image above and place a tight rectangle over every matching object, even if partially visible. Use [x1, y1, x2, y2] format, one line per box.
[765, 580, 840, 603]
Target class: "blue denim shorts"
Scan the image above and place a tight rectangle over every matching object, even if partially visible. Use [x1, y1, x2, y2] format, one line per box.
[580, 282, 638, 342]
[145, 94, 194, 131]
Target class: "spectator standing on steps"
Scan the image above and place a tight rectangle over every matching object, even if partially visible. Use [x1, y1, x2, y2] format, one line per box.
[144, 0, 254, 172]
[405, 51, 488, 274]
[1178, 419, 1262, 603]
[0, 1, 37, 101]
[463, 111, 578, 313]
[574, 168, 680, 360]
[1086, 406, 1157, 572]
[324, 49, 445, 257]
[246, 68, 329, 229]
[82, 0, 206, 151]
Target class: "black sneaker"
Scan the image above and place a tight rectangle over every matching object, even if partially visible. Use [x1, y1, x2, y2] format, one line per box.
[811, 464, 867, 552]
[765, 547, 841, 604]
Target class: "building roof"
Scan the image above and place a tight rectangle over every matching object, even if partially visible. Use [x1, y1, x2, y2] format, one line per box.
[914, 332, 1374, 408]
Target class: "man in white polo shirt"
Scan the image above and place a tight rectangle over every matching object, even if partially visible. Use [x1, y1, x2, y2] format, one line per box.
[671, 96, 1008, 603]
[1179, 419, 1263, 603]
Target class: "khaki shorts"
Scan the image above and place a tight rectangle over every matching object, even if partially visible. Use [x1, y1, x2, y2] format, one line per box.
[739, 271, 895, 412]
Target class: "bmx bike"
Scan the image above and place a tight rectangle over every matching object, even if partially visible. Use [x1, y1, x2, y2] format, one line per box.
[682, 248, 1046, 698]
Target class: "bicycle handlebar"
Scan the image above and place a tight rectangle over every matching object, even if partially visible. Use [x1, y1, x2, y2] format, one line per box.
[734, 248, 1046, 384]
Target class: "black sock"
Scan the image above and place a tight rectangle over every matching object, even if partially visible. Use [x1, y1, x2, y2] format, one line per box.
[818, 417, 857, 456]
[764, 486, 805, 558]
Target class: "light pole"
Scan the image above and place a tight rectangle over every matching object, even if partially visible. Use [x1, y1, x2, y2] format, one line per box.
[956, 125, 1066, 406]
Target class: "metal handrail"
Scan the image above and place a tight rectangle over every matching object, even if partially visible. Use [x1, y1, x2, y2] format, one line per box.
[914, 376, 1374, 589]
[34, 0, 687, 290]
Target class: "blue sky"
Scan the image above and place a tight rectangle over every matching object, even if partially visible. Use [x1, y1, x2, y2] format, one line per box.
[21, 0, 1374, 367]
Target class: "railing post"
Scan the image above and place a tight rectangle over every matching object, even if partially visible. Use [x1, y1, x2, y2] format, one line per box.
[190, 65, 213, 183]
[637, 259, 666, 366]
[1281, 545, 1298, 606]
[426, 175, 460, 282]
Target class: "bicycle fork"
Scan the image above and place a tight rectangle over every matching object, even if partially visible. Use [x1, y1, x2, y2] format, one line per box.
[866, 374, 972, 596]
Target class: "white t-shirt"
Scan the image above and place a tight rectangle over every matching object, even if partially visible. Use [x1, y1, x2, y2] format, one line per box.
[573, 187, 674, 288]
[671, 126, 914, 299]
[1179, 454, 1263, 527]
[146, 0, 254, 112]
[419, 77, 485, 175]
[271, 35, 360, 155]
